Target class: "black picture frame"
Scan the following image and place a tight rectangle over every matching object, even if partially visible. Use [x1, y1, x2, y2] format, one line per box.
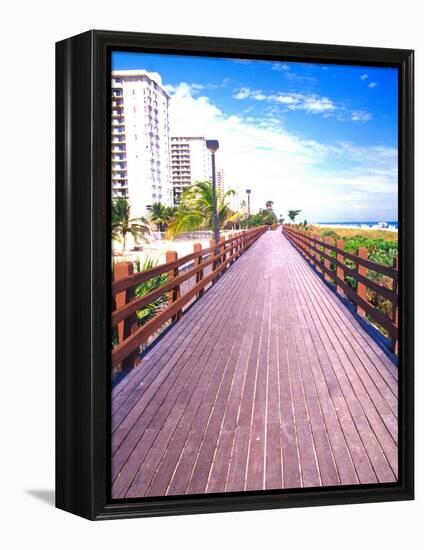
[56, 29, 414, 520]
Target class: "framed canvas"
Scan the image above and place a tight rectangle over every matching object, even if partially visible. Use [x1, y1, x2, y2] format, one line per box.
[56, 30, 414, 520]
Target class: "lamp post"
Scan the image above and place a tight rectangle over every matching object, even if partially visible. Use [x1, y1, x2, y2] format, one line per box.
[206, 140, 220, 243]
[246, 189, 251, 228]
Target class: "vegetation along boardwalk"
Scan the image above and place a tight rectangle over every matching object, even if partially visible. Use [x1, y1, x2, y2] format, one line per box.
[111, 230, 398, 499]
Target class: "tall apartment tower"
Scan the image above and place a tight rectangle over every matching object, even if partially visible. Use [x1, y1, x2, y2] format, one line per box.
[170, 137, 212, 203]
[111, 70, 173, 217]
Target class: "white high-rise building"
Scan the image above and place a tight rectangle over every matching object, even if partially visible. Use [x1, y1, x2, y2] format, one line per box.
[111, 70, 173, 218]
[170, 137, 212, 203]
[229, 189, 241, 213]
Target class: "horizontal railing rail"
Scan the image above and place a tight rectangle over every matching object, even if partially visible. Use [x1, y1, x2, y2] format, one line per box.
[282, 225, 398, 353]
[112, 226, 267, 370]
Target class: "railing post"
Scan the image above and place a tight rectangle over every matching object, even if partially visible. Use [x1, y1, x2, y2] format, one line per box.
[306, 231, 313, 263]
[356, 246, 368, 317]
[393, 255, 399, 354]
[310, 234, 314, 263]
[114, 261, 141, 369]
[324, 237, 332, 282]
[231, 233, 237, 263]
[336, 239, 345, 295]
[316, 234, 323, 273]
[193, 242, 204, 298]
[229, 234, 234, 264]
[220, 235, 226, 270]
[311, 233, 317, 267]
[166, 250, 182, 321]
[298, 229, 303, 254]
[209, 239, 218, 284]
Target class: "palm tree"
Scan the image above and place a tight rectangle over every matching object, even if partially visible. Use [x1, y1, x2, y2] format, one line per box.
[134, 257, 169, 326]
[165, 180, 238, 239]
[288, 209, 302, 223]
[238, 199, 248, 229]
[112, 197, 150, 252]
[111, 256, 169, 349]
[148, 202, 177, 233]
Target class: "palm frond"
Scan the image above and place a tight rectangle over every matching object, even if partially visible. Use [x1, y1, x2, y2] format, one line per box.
[165, 209, 206, 239]
[225, 211, 241, 224]
[166, 180, 240, 239]
[134, 257, 169, 326]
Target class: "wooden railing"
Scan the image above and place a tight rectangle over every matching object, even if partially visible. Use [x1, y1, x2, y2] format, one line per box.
[283, 225, 398, 353]
[112, 226, 267, 370]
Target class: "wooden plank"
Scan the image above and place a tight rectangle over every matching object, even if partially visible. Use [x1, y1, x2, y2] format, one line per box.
[146, 266, 257, 497]
[288, 244, 397, 482]
[111, 255, 253, 489]
[111, 255, 247, 434]
[111, 268, 236, 422]
[285, 262, 341, 487]
[164, 251, 260, 496]
[205, 334, 254, 493]
[186, 296, 262, 494]
[225, 264, 268, 492]
[285, 246, 362, 485]
[294, 249, 398, 422]
[149, 248, 260, 497]
[245, 275, 270, 491]
[111, 230, 398, 499]
[298, 252, 399, 404]
[265, 275, 283, 490]
[285, 242, 382, 483]
[275, 250, 303, 489]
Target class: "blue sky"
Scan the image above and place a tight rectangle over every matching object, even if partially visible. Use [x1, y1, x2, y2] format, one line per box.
[112, 52, 398, 222]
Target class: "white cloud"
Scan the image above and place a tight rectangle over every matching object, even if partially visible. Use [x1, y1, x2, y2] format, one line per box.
[360, 74, 369, 81]
[271, 63, 318, 83]
[233, 88, 336, 114]
[351, 110, 372, 122]
[298, 95, 335, 113]
[284, 72, 317, 84]
[167, 83, 397, 221]
[368, 82, 378, 89]
[233, 87, 251, 99]
[230, 58, 252, 65]
[164, 84, 176, 93]
[273, 94, 299, 105]
[272, 63, 290, 71]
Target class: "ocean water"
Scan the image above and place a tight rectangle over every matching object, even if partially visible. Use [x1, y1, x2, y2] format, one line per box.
[314, 221, 398, 231]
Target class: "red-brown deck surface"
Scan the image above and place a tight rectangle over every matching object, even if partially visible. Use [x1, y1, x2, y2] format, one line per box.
[111, 230, 398, 499]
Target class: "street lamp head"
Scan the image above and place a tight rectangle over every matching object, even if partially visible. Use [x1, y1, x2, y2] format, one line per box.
[246, 189, 251, 195]
[206, 139, 219, 153]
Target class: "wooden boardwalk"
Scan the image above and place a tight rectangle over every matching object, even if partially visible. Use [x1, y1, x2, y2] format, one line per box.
[111, 230, 398, 499]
